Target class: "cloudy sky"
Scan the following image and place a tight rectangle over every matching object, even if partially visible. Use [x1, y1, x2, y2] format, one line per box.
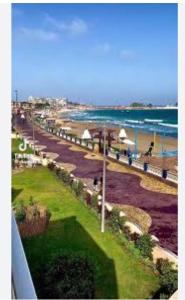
[12, 3, 177, 105]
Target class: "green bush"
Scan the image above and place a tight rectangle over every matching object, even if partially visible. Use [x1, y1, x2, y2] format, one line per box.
[155, 258, 178, 299]
[43, 252, 95, 299]
[29, 196, 36, 206]
[108, 208, 126, 232]
[47, 162, 55, 171]
[15, 202, 26, 223]
[72, 180, 84, 197]
[55, 167, 61, 177]
[135, 234, 156, 259]
[156, 258, 174, 274]
[130, 232, 140, 242]
[12, 159, 16, 169]
[123, 225, 132, 241]
[91, 194, 99, 209]
[58, 169, 71, 184]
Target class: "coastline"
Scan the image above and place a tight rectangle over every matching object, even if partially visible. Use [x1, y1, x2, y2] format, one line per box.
[53, 116, 177, 173]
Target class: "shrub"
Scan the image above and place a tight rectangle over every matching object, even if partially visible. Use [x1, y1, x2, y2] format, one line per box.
[135, 234, 156, 259]
[72, 180, 84, 197]
[155, 258, 178, 299]
[123, 225, 132, 241]
[29, 196, 36, 206]
[130, 232, 140, 242]
[55, 167, 61, 177]
[48, 162, 55, 171]
[43, 252, 95, 299]
[58, 169, 71, 184]
[12, 159, 16, 169]
[156, 258, 174, 274]
[108, 208, 126, 232]
[45, 209, 52, 225]
[91, 194, 98, 209]
[15, 202, 26, 223]
[29, 204, 40, 219]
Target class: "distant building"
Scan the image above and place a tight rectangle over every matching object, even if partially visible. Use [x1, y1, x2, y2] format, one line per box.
[27, 96, 68, 108]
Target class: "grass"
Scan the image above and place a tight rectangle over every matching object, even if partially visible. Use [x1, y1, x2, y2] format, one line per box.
[12, 138, 33, 154]
[12, 167, 159, 299]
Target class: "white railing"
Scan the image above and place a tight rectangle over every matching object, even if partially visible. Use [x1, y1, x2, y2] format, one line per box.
[108, 150, 177, 184]
[12, 214, 37, 299]
[38, 123, 177, 184]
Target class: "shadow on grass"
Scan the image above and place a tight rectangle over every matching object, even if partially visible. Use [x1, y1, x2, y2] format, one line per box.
[12, 188, 23, 203]
[23, 216, 118, 299]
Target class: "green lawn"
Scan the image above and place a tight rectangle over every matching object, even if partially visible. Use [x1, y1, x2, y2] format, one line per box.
[12, 167, 159, 299]
[12, 138, 33, 154]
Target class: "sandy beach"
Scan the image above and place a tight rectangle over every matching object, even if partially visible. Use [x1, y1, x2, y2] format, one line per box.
[53, 116, 177, 173]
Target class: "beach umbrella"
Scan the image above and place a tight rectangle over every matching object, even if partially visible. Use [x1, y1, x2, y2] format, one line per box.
[81, 129, 92, 140]
[119, 128, 127, 140]
[20, 113, 25, 119]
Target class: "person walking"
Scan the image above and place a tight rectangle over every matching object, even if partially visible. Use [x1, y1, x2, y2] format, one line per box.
[93, 176, 98, 192]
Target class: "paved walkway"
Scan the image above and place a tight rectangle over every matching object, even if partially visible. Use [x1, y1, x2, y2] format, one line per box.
[17, 117, 178, 254]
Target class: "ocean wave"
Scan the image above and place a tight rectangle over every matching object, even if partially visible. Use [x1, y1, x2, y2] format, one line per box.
[64, 109, 177, 137]
[158, 123, 178, 128]
[144, 119, 163, 123]
[125, 119, 144, 124]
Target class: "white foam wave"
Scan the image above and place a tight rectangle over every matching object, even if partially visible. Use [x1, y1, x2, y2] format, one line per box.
[125, 119, 144, 124]
[144, 119, 163, 123]
[158, 123, 178, 128]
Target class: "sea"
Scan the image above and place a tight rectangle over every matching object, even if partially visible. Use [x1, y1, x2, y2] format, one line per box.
[63, 108, 178, 139]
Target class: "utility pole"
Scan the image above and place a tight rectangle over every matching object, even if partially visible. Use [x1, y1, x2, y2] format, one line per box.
[31, 105, 36, 155]
[101, 126, 106, 233]
[14, 90, 18, 103]
[13, 90, 18, 130]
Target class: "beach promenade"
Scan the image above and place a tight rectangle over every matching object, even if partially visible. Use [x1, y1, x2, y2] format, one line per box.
[16, 117, 177, 254]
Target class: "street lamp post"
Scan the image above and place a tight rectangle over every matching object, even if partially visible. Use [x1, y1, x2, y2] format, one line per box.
[31, 106, 36, 155]
[81, 126, 132, 233]
[14, 90, 18, 130]
[81, 127, 106, 233]
[101, 126, 106, 233]
[14, 89, 18, 103]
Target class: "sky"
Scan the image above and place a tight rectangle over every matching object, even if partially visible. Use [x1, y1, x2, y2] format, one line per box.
[12, 3, 177, 105]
